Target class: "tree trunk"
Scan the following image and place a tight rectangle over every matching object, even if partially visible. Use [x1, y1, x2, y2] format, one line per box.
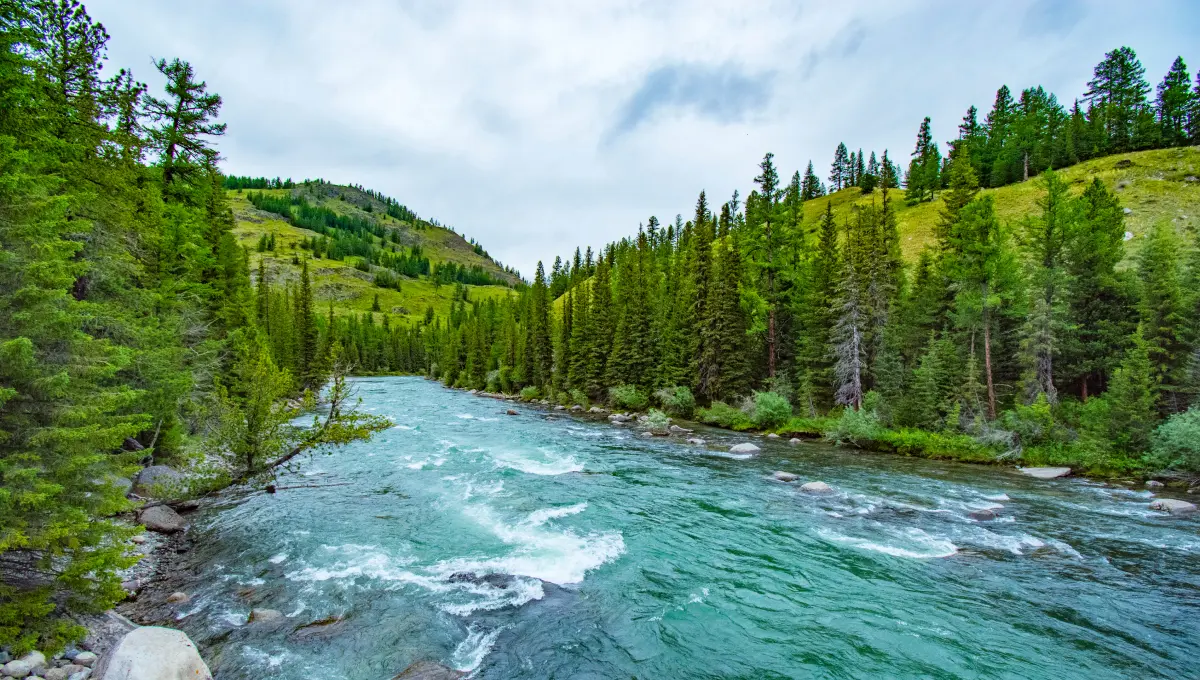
[982, 285, 997, 420]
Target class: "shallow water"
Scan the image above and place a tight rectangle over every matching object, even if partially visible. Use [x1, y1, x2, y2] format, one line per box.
[170, 377, 1198, 678]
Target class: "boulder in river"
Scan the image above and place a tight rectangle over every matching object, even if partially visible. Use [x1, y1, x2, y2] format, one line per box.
[390, 660, 465, 680]
[92, 627, 211, 680]
[668, 424, 692, 434]
[968, 508, 998, 521]
[772, 471, 798, 482]
[554, 405, 565, 411]
[588, 406, 606, 414]
[1145, 480, 1164, 489]
[609, 413, 632, 424]
[789, 438, 802, 445]
[137, 505, 186, 533]
[132, 466, 185, 498]
[291, 615, 347, 640]
[766, 433, 780, 439]
[505, 409, 518, 416]
[800, 481, 834, 494]
[685, 438, 705, 446]
[570, 405, 583, 412]
[1149, 498, 1196, 515]
[165, 591, 189, 604]
[1018, 466, 1071, 479]
[448, 572, 517, 589]
[247, 608, 283, 624]
[729, 443, 760, 454]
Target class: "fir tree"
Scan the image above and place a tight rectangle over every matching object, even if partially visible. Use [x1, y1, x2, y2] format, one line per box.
[1085, 46, 1150, 152]
[800, 160, 823, 201]
[1155, 56, 1194, 147]
[145, 57, 226, 193]
[1137, 221, 1187, 411]
[829, 143, 849, 192]
[1104, 326, 1157, 454]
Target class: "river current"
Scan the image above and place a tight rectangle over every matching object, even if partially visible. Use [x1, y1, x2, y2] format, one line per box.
[167, 377, 1198, 679]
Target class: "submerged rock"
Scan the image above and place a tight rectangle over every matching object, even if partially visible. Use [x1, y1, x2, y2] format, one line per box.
[505, 409, 518, 416]
[800, 481, 834, 494]
[448, 572, 518, 589]
[685, 438, 705, 446]
[291, 615, 347, 640]
[772, 471, 798, 482]
[92, 627, 211, 680]
[668, 424, 692, 434]
[1018, 467, 1071, 480]
[729, 443, 760, 454]
[968, 508, 998, 521]
[138, 505, 186, 533]
[247, 608, 283, 624]
[390, 660, 465, 680]
[789, 438, 802, 445]
[1149, 498, 1196, 515]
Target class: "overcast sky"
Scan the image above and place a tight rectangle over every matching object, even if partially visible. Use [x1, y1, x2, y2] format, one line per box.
[89, 0, 1197, 278]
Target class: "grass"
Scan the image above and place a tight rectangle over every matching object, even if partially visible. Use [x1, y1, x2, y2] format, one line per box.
[229, 190, 515, 325]
[807, 146, 1200, 263]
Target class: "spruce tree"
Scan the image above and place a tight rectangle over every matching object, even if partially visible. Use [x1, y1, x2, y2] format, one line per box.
[829, 143, 849, 192]
[1085, 46, 1150, 152]
[1137, 221, 1187, 411]
[1019, 171, 1074, 403]
[145, 57, 226, 193]
[801, 161, 823, 201]
[1155, 56, 1193, 147]
[1105, 326, 1157, 454]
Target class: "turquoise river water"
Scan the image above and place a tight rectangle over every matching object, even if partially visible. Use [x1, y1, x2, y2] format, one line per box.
[168, 377, 1198, 679]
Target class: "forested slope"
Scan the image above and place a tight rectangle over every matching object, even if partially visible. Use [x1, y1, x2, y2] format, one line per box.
[226, 182, 517, 327]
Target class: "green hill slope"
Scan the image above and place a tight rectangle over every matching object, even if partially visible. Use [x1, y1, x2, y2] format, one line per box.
[810, 146, 1200, 262]
[230, 182, 518, 324]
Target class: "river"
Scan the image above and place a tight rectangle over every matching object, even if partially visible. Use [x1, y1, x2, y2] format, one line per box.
[162, 377, 1198, 678]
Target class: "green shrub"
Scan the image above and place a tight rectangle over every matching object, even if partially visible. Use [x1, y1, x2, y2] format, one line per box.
[519, 385, 541, 401]
[498, 365, 513, 393]
[609, 384, 649, 411]
[644, 409, 670, 433]
[696, 401, 753, 430]
[1149, 407, 1200, 472]
[825, 405, 884, 445]
[569, 389, 589, 406]
[751, 391, 791, 429]
[485, 369, 500, 393]
[999, 394, 1070, 448]
[654, 386, 695, 418]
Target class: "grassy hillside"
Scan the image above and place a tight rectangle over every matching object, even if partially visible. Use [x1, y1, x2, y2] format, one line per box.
[229, 184, 517, 325]
[811, 146, 1200, 263]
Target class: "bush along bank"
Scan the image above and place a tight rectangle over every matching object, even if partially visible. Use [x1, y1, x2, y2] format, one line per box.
[461, 381, 1199, 488]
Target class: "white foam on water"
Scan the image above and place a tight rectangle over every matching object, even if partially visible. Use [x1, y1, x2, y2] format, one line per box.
[489, 447, 584, 475]
[438, 503, 625, 585]
[456, 413, 476, 420]
[268, 553, 287, 564]
[438, 577, 545, 616]
[453, 626, 506, 672]
[286, 601, 306, 617]
[984, 494, 1010, 502]
[392, 424, 415, 430]
[816, 527, 959, 559]
[969, 530, 1048, 555]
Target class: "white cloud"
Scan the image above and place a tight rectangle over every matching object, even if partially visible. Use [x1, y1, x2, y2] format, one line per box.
[88, 0, 1198, 277]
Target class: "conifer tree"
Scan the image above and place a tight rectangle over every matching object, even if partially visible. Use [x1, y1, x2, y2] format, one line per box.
[905, 116, 941, 204]
[295, 259, 318, 387]
[1085, 46, 1150, 152]
[1137, 221, 1187, 411]
[1104, 326, 1157, 454]
[750, 152, 784, 379]
[801, 161, 823, 201]
[145, 57, 226, 193]
[527, 261, 552, 389]
[829, 143, 849, 192]
[1155, 56, 1193, 147]
[795, 202, 840, 409]
[1019, 171, 1074, 403]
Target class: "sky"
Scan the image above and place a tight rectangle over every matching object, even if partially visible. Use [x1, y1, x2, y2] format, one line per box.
[88, 0, 1198, 278]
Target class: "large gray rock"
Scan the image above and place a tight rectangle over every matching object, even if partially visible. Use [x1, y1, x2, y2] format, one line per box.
[72, 653, 96, 668]
[68, 669, 92, 680]
[668, 424, 692, 434]
[1149, 498, 1197, 515]
[390, 661, 465, 680]
[93, 627, 211, 680]
[1145, 480, 1164, 489]
[137, 505, 186, 533]
[608, 413, 632, 424]
[1018, 467, 1071, 480]
[132, 466, 185, 498]
[772, 471, 798, 482]
[3, 652, 46, 678]
[588, 406, 605, 414]
[44, 668, 70, 680]
[766, 433, 780, 439]
[729, 443, 760, 454]
[800, 481, 834, 494]
[789, 438, 802, 446]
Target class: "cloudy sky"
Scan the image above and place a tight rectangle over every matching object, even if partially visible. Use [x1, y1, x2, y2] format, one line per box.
[89, 0, 1197, 277]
